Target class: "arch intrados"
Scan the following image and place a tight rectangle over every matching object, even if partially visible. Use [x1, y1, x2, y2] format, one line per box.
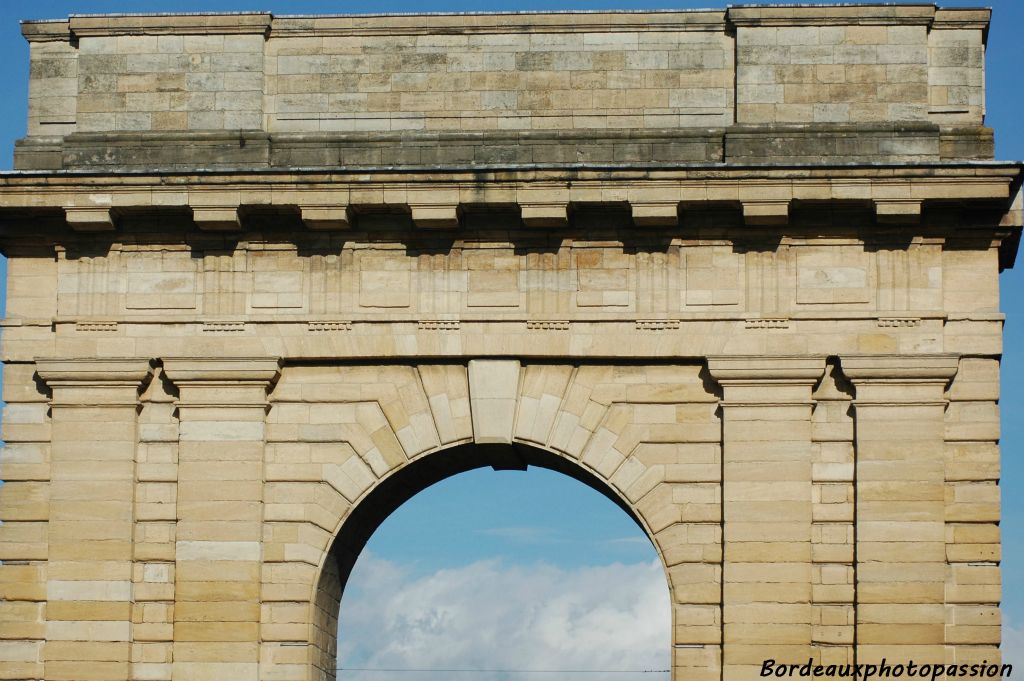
[320, 441, 663, 603]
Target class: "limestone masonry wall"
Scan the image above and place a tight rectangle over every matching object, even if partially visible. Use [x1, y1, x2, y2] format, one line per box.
[17, 5, 992, 169]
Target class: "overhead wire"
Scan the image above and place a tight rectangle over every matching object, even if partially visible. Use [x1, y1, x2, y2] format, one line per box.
[337, 667, 671, 674]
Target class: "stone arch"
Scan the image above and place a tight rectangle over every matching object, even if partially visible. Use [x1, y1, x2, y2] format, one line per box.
[257, 359, 721, 681]
[309, 441, 670, 681]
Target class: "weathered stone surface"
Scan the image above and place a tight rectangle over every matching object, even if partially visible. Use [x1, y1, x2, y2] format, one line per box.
[15, 4, 995, 170]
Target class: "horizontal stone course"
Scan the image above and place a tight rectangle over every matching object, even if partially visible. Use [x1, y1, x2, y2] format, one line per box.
[16, 122, 996, 171]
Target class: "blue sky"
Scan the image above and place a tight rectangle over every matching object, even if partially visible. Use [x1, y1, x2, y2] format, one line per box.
[0, 0, 1021, 676]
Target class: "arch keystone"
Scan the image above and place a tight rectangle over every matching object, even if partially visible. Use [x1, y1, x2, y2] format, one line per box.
[468, 359, 521, 444]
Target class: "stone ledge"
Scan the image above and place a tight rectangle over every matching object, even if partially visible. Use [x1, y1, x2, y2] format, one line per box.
[68, 13, 272, 37]
[268, 10, 729, 35]
[273, 11, 729, 36]
[940, 128, 995, 161]
[23, 6, 988, 39]
[724, 123, 978, 165]
[933, 8, 991, 30]
[726, 4, 938, 27]
[841, 354, 960, 381]
[707, 355, 826, 383]
[35, 357, 153, 384]
[23, 10, 729, 40]
[161, 357, 282, 383]
[19, 20, 69, 43]
[13, 125, 997, 172]
[34, 357, 154, 406]
[38, 311, 957, 325]
[0, 165, 1015, 237]
[46, 131, 274, 173]
[841, 353, 960, 405]
[1, 162, 1017, 183]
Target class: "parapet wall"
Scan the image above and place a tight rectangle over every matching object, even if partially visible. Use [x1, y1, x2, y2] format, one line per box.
[17, 4, 992, 170]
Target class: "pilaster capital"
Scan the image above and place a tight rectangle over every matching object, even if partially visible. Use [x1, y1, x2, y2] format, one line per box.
[34, 357, 153, 406]
[839, 354, 959, 406]
[161, 357, 282, 385]
[706, 356, 826, 384]
[161, 357, 282, 408]
[706, 356, 826, 405]
[839, 354, 960, 383]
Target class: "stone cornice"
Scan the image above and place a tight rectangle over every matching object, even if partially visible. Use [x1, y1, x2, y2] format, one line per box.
[842, 354, 960, 405]
[272, 11, 727, 36]
[0, 165, 1017, 201]
[707, 356, 826, 405]
[706, 356, 826, 384]
[68, 13, 272, 38]
[162, 358, 282, 408]
[726, 4, 938, 28]
[20, 20, 70, 43]
[3, 161, 1018, 183]
[733, 5, 993, 57]
[22, 6, 990, 40]
[35, 357, 153, 385]
[22, 14, 273, 41]
[23, 10, 728, 40]
[161, 357, 282, 385]
[840, 354, 960, 382]
[35, 357, 153, 406]
[0, 164, 1016, 239]
[17, 123, 996, 172]
[933, 8, 991, 32]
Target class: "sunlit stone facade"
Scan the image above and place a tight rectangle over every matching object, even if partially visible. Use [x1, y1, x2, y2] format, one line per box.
[0, 5, 1018, 681]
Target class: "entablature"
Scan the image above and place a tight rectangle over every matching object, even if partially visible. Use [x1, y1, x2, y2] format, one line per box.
[0, 163, 1019, 241]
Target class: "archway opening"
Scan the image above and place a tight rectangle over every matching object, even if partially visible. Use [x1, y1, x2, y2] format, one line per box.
[313, 443, 672, 681]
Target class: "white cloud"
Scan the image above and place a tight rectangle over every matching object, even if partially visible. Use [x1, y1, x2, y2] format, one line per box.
[604, 536, 653, 547]
[337, 554, 671, 681]
[1004, 618, 1024, 673]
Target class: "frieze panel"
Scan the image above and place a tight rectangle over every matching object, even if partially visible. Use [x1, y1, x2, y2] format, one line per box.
[684, 246, 742, 307]
[249, 249, 305, 310]
[357, 252, 412, 309]
[796, 246, 871, 305]
[47, 237, 958, 322]
[575, 245, 632, 308]
[126, 250, 198, 311]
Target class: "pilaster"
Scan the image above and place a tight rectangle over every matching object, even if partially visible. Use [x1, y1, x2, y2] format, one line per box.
[161, 357, 281, 681]
[131, 368, 183, 681]
[809, 362, 856, 668]
[707, 356, 826, 680]
[841, 354, 959, 667]
[34, 358, 152, 681]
